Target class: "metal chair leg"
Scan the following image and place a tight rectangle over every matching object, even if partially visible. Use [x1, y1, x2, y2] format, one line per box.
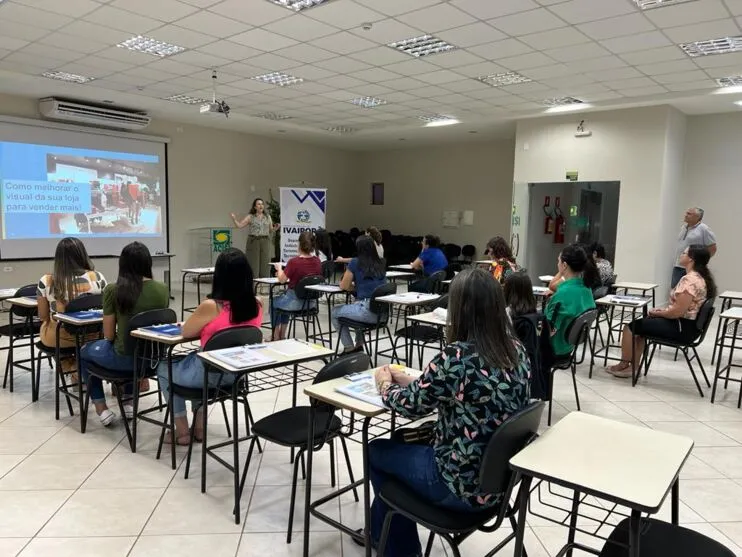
[339, 435, 359, 502]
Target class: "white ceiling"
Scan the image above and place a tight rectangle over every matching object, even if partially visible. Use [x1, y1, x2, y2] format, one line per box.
[1, 0, 742, 149]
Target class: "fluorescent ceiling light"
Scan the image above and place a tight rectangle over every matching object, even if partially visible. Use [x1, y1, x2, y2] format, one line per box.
[388, 35, 457, 58]
[477, 71, 532, 87]
[419, 114, 459, 127]
[545, 103, 592, 113]
[254, 112, 292, 120]
[716, 76, 742, 88]
[541, 96, 584, 107]
[164, 94, 208, 104]
[323, 126, 357, 134]
[42, 71, 95, 83]
[716, 85, 742, 95]
[251, 71, 304, 87]
[680, 36, 742, 57]
[735, 101, 742, 107]
[267, 0, 333, 10]
[633, 0, 697, 9]
[117, 35, 186, 57]
[350, 96, 388, 108]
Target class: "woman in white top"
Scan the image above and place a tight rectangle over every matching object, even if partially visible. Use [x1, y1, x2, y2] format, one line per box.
[230, 198, 279, 278]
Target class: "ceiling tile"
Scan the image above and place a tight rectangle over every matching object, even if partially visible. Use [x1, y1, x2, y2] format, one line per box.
[498, 51, 555, 70]
[315, 56, 372, 73]
[197, 41, 263, 61]
[53, 62, 112, 79]
[548, 0, 636, 24]
[95, 45, 164, 65]
[619, 46, 686, 65]
[38, 32, 109, 55]
[245, 52, 303, 71]
[653, 70, 710, 84]
[321, 74, 368, 89]
[0, 36, 30, 52]
[297, 65, 338, 80]
[662, 19, 740, 44]
[262, 15, 338, 42]
[468, 39, 533, 60]
[610, 77, 660, 90]
[577, 14, 657, 41]
[539, 74, 595, 88]
[519, 27, 592, 50]
[312, 31, 377, 55]
[168, 49, 232, 69]
[726, 0, 742, 14]
[382, 59, 444, 76]
[78, 56, 136, 73]
[694, 51, 742, 68]
[58, 20, 131, 44]
[0, 53, 51, 73]
[0, 3, 74, 30]
[209, 0, 289, 26]
[0, 20, 49, 42]
[349, 18, 424, 45]
[215, 61, 264, 77]
[664, 80, 716, 92]
[521, 64, 574, 80]
[414, 69, 464, 84]
[348, 67, 401, 82]
[110, 0, 199, 22]
[349, 46, 410, 65]
[150, 25, 216, 49]
[544, 43, 611, 62]
[427, 50, 484, 69]
[704, 63, 742, 78]
[564, 55, 627, 72]
[231, 28, 298, 51]
[454, 61, 509, 77]
[451, 0, 540, 19]
[274, 44, 336, 64]
[175, 11, 252, 38]
[489, 8, 568, 36]
[377, 76, 428, 90]
[644, 0, 730, 27]
[434, 22, 506, 48]
[355, 0, 443, 17]
[83, 6, 162, 34]
[602, 31, 672, 54]
[304, 1, 386, 30]
[180, 0, 222, 6]
[396, 4, 477, 33]
[21, 43, 83, 62]
[636, 59, 699, 76]
[588, 67, 644, 82]
[15, 0, 100, 17]
[145, 58, 203, 76]
[440, 79, 492, 93]
[618, 85, 668, 97]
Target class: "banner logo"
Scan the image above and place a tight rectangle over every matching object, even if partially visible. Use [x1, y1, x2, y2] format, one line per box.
[212, 229, 232, 253]
[297, 209, 311, 223]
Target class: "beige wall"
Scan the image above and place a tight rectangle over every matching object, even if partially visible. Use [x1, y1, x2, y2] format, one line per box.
[0, 93, 359, 287]
[355, 140, 516, 258]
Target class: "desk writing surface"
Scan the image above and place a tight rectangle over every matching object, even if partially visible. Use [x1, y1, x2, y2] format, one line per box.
[376, 293, 440, 306]
[408, 312, 446, 326]
[386, 271, 414, 279]
[389, 264, 414, 271]
[613, 281, 659, 291]
[510, 412, 693, 512]
[539, 275, 554, 283]
[306, 284, 344, 293]
[6, 296, 38, 308]
[54, 313, 104, 326]
[720, 291, 742, 301]
[182, 267, 215, 274]
[533, 286, 551, 296]
[596, 295, 651, 308]
[254, 277, 281, 285]
[130, 327, 198, 346]
[198, 339, 334, 373]
[720, 307, 742, 321]
[0, 288, 18, 300]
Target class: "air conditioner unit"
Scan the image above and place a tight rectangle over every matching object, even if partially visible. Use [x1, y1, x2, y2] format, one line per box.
[38, 97, 151, 130]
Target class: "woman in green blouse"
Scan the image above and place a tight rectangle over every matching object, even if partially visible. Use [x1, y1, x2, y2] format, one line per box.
[230, 198, 278, 278]
[371, 268, 531, 557]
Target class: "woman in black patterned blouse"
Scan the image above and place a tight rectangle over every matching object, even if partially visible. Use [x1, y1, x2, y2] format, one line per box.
[370, 268, 531, 557]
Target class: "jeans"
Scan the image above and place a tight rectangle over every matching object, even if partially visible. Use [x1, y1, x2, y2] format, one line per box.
[671, 266, 686, 289]
[156, 352, 235, 418]
[331, 300, 378, 349]
[368, 439, 477, 557]
[271, 288, 315, 327]
[79, 339, 134, 404]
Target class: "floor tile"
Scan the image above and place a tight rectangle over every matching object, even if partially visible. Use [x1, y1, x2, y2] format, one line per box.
[0, 453, 106, 490]
[81, 451, 178, 489]
[645, 421, 739, 447]
[693, 447, 742, 479]
[669, 401, 742, 422]
[36, 425, 125, 455]
[0, 490, 72, 537]
[706, 421, 742, 444]
[0, 454, 27, 478]
[713, 522, 742, 551]
[685, 523, 742, 555]
[0, 427, 59, 455]
[680, 479, 742, 522]
[18, 537, 135, 557]
[0, 538, 30, 557]
[243, 485, 340, 534]
[130, 534, 240, 557]
[612, 400, 694, 422]
[237, 532, 339, 556]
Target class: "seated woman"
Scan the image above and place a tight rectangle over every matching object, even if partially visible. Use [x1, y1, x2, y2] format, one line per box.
[367, 226, 384, 259]
[332, 235, 386, 354]
[37, 237, 108, 377]
[590, 242, 614, 285]
[548, 244, 602, 293]
[485, 236, 520, 284]
[312, 228, 333, 263]
[80, 242, 169, 426]
[409, 234, 448, 292]
[157, 248, 262, 444]
[544, 244, 597, 359]
[607, 245, 716, 378]
[370, 268, 531, 556]
[270, 231, 322, 340]
[504, 272, 537, 319]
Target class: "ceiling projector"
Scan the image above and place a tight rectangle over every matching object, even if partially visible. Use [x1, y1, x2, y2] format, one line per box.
[200, 100, 230, 118]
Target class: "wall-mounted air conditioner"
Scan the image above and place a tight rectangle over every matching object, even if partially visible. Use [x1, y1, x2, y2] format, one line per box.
[38, 97, 151, 131]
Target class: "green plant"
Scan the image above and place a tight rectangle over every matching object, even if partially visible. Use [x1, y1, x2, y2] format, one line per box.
[267, 189, 281, 223]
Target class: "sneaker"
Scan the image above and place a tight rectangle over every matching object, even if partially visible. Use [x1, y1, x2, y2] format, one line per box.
[123, 405, 134, 420]
[99, 409, 117, 427]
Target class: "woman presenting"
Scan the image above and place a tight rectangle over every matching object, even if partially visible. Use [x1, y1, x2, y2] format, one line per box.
[231, 197, 279, 278]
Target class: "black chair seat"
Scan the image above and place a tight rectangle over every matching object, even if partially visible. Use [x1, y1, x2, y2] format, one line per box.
[379, 478, 497, 534]
[395, 325, 442, 342]
[36, 341, 77, 356]
[171, 383, 228, 401]
[276, 307, 319, 316]
[600, 518, 735, 557]
[252, 407, 342, 446]
[0, 321, 41, 337]
[84, 362, 135, 383]
[551, 354, 572, 370]
[337, 317, 378, 331]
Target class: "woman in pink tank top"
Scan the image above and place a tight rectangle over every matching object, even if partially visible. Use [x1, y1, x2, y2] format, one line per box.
[157, 248, 263, 445]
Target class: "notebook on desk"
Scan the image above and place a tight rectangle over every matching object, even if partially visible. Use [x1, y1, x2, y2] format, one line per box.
[336, 374, 385, 408]
[141, 324, 182, 337]
[63, 310, 103, 320]
[208, 345, 275, 368]
[611, 295, 647, 305]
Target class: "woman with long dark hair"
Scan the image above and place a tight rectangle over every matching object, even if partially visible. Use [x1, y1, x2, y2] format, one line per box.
[157, 248, 263, 444]
[79, 242, 169, 426]
[370, 269, 531, 556]
[504, 272, 537, 318]
[608, 245, 717, 378]
[332, 235, 387, 353]
[485, 235, 520, 284]
[230, 197, 278, 278]
[313, 228, 333, 262]
[548, 243, 601, 292]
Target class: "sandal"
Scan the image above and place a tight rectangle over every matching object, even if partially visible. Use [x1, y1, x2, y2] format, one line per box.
[163, 432, 191, 446]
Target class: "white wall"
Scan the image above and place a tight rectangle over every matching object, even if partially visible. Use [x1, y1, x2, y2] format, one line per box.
[682, 112, 742, 292]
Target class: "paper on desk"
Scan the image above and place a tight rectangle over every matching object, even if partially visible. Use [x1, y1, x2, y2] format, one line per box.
[209, 346, 275, 368]
[336, 375, 384, 408]
[433, 307, 448, 320]
[269, 338, 317, 356]
[0, 288, 17, 298]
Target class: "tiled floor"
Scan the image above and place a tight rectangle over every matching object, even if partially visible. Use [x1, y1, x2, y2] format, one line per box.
[1, 288, 742, 556]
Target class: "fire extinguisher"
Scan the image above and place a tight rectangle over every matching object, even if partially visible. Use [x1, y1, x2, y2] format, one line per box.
[543, 196, 554, 234]
[553, 196, 565, 244]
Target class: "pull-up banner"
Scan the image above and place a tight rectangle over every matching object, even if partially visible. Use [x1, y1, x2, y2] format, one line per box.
[279, 187, 327, 262]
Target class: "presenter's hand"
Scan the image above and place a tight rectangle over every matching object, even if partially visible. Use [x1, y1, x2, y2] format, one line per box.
[272, 223, 280, 231]
[230, 212, 237, 221]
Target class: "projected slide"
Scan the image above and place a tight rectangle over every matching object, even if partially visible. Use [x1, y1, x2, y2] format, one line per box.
[0, 142, 163, 240]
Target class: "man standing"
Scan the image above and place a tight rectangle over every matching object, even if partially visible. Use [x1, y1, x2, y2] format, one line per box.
[671, 207, 717, 288]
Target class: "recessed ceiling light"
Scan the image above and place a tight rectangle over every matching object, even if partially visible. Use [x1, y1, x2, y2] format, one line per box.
[164, 94, 208, 105]
[350, 96, 388, 108]
[251, 71, 304, 87]
[254, 112, 292, 120]
[716, 76, 742, 87]
[117, 35, 186, 57]
[324, 126, 357, 134]
[42, 71, 95, 84]
[477, 71, 532, 87]
[388, 35, 457, 58]
[632, 0, 697, 8]
[735, 101, 742, 107]
[267, 0, 333, 11]
[419, 114, 460, 127]
[680, 36, 742, 57]
[541, 97, 591, 113]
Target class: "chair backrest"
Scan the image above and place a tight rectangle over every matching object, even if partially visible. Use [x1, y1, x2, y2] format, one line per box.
[564, 308, 599, 348]
[427, 270, 447, 294]
[295, 274, 326, 301]
[203, 325, 263, 351]
[592, 285, 609, 300]
[693, 298, 716, 343]
[314, 352, 371, 388]
[369, 282, 397, 320]
[479, 401, 545, 496]
[125, 308, 178, 355]
[65, 293, 104, 313]
[12, 284, 40, 318]
[462, 244, 476, 258]
[321, 260, 334, 281]
[433, 294, 448, 310]
[443, 243, 461, 260]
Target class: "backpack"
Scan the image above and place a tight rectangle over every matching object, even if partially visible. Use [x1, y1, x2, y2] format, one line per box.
[512, 313, 553, 401]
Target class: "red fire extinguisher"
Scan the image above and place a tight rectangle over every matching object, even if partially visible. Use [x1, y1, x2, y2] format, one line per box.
[553, 196, 565, 244]
[543, 196, 554, 234]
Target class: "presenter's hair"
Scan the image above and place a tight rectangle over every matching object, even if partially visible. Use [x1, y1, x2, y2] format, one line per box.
[249, 198, 264, 215]
[211, 248, 259, 324]
[298, 231, 314, 254]
[52, 237, 94, 302]
[115, 242, 153, 314]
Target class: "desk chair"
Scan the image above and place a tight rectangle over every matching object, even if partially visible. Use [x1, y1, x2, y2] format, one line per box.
[377, 402, 545, 557]
[641, 298, 714, 397]
[336, 283, 397, 366]
[391, 295, 448, 369]
[275, 275, 325, 344]
[157, 326, 264, 481]
[81, 308, 176, 449]
[548, 308, 598, 425]
[241, 352, 370, 543]
[600, 518, 735, 557]
[460, 244, 476, 265]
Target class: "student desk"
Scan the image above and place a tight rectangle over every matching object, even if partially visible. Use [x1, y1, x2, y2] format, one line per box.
[152, 252, 175, 300]
[404, 311, 447, 367]
[253, 277, 288, 330]
[613, 281, 659, 308]
[302, 367, 422, 557]
[4, 296, 40, 400]
[180, 267, 215, 320]
[510, 412, 693, 557]
[593, 295, 651, 385]
[711, 307, 742, 407]
[388, 264, 414, 272]
[376, 292, 441, 366]
[711, 291, 742, 366]
[198, 340, 334, 524]
[305, 283, 346, 348]
[539, 275, 555, 285]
